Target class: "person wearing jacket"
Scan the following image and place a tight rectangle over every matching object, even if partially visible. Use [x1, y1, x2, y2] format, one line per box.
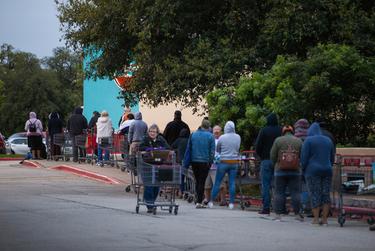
[163, 110, 190, 145]
[88, 111, 100, 129]
[139, 124, 170, 213]
[171, 128, 190, 195]
[96, 111, 113, 166]
[184, 119, 215, 208]
[294, 118, 311, 215]
[270, 126, 303, 221]
[301, 122, 335, 226]
[128, 112, 148, 155]
[25, 112, 44, 159]
[48, 111, 63, 158]
[67, 107, 88, 162]
[208, 121, 241, 210]
[255, 113, 282, 214]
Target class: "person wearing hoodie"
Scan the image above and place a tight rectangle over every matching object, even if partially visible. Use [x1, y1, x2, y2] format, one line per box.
[48, 111, 64, 158]
[294, 118, 312, 215]
[301, 122, 335, 226]
[67, 107, 88, 162]
[171, 128, 190, 196]
[128, 112, 148, 155]
[255, 113, 282, 214]
[184, 119, 215, 208]
[96, 111, 113, 166]
[208, 121, 241, 210]
[25, 112, 44, 159]
[270, 126, 303, 221]
[163, 110, 191, 145]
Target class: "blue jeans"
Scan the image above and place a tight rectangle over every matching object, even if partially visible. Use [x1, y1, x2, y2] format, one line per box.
[144, 186, 160, 209]
[97, 146, 110, 162]
[211, 163, 238, 204]
[260, 160, 274, 210]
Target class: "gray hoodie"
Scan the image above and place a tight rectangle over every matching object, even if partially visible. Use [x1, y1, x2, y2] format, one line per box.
[216, 121, 241, 160]
[128, 112, 148, 143]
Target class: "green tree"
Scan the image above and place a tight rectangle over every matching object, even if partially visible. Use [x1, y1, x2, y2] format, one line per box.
[56, 0, 375, 107]
[207, 44, 375, 147]
[0, 45, 83, 136]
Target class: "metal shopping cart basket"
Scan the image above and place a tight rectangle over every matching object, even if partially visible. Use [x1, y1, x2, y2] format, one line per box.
[135, 150, 181, 215]
[332, 154, 375, 227]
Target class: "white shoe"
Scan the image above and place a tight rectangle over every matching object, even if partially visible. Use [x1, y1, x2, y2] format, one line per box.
[274, 214, 282, 222]
[208, 202, 213, 208]
[228, 203, 234, 210]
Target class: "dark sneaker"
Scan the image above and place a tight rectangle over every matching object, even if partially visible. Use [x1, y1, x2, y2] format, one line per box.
[369, 225, 375, 231]
[258, 209, 270, 215]
[295, 214, 305, 222]
[202, 200, 209, 206]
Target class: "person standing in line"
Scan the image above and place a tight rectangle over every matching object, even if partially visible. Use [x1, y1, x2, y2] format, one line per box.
[128, 112, 148, 156]
[163, 110, 190, 146]
[208, 121, 241, 210]
[67, 107, 88, 162]
[139, 124, 170, 213]
[25, 112, 44, 159]
[270, 126, 304, 221]
[170, 128, 190, 196]
[203, 125, 227, 206]
[301, 122, 335, 226]
[255, 113, 282, 215]
[88, 111, 100, 129]
[96, 111, 113, 166]
[184, 119, 215, 208]
[118, 105, 132, 127]
[48, 111, 63, 159]
[294, 118, 311, 215]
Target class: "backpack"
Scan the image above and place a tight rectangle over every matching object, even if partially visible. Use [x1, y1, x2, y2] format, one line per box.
[278, 144, 300, 170]
[28, 120, 37, 133]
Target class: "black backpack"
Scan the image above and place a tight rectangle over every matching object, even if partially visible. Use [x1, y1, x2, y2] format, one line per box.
[28, 120, 37, 132]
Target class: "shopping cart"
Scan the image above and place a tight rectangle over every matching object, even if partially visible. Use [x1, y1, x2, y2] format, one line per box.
[75, 133, 89, 164]
[333, 154, 375, 227]
[85, 128, 97, 165]
[112, 133, 128, 169]
[182, 167, 196, 203]
[52, 132, 71, 161]
[237, 150, 262, 210]
[135, 150, 181, 215]
[97, 135, 115, 167]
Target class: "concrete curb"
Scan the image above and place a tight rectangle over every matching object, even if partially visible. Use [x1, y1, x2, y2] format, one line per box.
[21, 160, 42, 168]
[0, 158, 24, 161]
[51, 165, 123, 185]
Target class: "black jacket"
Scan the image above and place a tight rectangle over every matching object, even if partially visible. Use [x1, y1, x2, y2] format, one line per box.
[48, 112, 63, 136]
[88, 113, 100, 129]
[255, 113, 282, 160]
[67, 107, 88, 136]
[140, 134, 170, 151]
[163, 118, 190, 145]
[171, 128, 190, 163]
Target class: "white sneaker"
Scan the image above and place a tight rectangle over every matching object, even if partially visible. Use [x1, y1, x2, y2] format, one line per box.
[208, 202, 214, 208]
[228, 203, 234, 210]
[274, 214, 282, 222]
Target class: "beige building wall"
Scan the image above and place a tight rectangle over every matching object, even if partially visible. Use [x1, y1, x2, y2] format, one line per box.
[139, 102, 206, 133]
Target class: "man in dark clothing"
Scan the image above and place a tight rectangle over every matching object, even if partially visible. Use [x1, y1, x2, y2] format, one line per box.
[67, 107, 88, 162]
[163, 110, 190, 145]
[88, 111, 100, 129]
[255, 113, 282, 214]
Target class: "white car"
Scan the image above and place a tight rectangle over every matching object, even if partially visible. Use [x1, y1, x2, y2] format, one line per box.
[6, 137, 30, 155]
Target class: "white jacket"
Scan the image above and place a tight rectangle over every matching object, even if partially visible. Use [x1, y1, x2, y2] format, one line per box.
[96, 117, 113, 142]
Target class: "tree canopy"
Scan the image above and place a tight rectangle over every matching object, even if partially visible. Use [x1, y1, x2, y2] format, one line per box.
[56, 0, 375, 107]
[207, 44, 375, 147]
[0, 44, 83, 136]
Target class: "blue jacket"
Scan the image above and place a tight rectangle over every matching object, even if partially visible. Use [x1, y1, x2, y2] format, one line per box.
[185, 128, 215, 164]
[300, 123, 335, 177]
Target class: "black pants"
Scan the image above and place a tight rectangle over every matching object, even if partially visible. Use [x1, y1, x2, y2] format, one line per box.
[72, 135, 86, 162]
[274, 175, 301, 214]
[192, 162, 210, 204]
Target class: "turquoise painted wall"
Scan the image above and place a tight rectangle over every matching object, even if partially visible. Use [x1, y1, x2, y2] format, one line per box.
[83, 55, 138, 128]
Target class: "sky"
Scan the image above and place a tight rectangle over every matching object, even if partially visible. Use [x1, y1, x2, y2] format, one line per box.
[0, 0, 65, 59]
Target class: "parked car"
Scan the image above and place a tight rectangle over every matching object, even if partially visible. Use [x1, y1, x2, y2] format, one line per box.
[5, 136, 29, 155]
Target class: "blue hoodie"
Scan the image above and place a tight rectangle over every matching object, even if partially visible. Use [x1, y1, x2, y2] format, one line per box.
[300, 123, 335, 177]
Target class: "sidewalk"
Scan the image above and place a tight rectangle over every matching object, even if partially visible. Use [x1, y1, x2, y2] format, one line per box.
[23, 159, 131, 185]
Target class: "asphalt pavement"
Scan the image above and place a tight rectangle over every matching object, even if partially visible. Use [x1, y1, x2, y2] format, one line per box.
[0, 161, 373, 251]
